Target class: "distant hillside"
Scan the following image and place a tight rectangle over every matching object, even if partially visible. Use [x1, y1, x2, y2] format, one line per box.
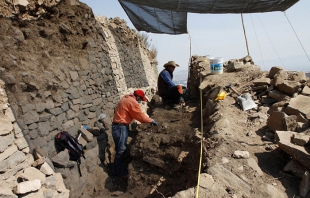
[306, 73, 310, 78]
[173, 69, 188, 81]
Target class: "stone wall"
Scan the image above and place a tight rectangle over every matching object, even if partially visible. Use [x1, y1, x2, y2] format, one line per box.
[0, 0, 157, 197]
[0, 79, 70, 197]
[187, 56, 210, 100]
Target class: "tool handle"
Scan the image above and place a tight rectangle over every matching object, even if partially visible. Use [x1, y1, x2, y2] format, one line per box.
[77, 132, 82, 140]
[229, 87, 241, 96]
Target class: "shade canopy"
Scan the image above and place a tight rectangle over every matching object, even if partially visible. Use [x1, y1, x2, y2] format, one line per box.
[119, 0, 299, 34]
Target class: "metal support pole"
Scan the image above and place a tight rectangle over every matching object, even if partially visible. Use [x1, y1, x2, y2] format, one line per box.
[187, 33, 192, 87]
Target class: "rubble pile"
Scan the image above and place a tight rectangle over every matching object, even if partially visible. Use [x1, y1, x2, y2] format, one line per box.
[0, 0, 64, 19]
[256, 67, 308, 197]
[251, 66, 310, 197]
[248, 67, 310, 175]
[224, 55, 260, 73]
[172, 56, 310, 198]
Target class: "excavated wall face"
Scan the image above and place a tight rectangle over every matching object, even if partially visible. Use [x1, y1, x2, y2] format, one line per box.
[187, 56, 211, 100]
[0, 0, 157, 197]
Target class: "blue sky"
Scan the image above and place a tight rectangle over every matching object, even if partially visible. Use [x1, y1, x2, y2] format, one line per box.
[80, 0, 310, 73]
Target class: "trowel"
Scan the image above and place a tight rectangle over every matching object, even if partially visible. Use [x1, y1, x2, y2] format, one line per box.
[225, 84, 257, 111]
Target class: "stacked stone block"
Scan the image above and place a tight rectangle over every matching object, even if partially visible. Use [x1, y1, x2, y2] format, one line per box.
[0, 79, 69, 198]
[188, 56, 210, 100]
[105, 17, 158, 95]
[0, 0, 158, 197]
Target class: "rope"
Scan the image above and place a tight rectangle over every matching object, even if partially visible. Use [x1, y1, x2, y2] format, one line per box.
[250, 14, 266, 71]
[191, 36, 202, 55]
[284, 11, 310, 62]
[195, 74, 204, 198]
[256, 14, 285, 68]
[241, 13, 250, 56]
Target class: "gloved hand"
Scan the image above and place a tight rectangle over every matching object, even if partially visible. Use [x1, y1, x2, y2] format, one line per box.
[151, 119, 158, 126]
[177, 85, 183, 94]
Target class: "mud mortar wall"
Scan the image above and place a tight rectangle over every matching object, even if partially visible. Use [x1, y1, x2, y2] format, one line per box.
[0, 0, 157, 197]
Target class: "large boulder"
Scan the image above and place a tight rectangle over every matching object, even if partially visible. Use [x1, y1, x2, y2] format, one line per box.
[275, 131, 310, 168]
[267, 112, 298, 132]
[302, 86, 310, 96]
[277, 81, 300, 96]
[268, 66, 284, 79]
[286, 95, 310, 120]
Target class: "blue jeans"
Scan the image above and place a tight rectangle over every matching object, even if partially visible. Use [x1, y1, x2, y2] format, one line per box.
[112, 124, 128, 177]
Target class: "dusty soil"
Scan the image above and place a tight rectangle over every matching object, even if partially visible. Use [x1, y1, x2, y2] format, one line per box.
[102, 69, 301, 198]
[101, 100, 201, 197]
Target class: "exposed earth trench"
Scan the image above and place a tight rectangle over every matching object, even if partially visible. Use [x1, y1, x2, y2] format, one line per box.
[103, 69, 305, 198]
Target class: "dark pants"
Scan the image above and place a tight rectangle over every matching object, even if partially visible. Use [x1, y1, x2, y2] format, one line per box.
[162, 86, 183, 105]
[112, 124, 128, 177]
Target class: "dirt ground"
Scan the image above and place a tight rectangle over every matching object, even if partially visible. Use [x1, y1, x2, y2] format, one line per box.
[101, 100, 201, 197]
[102, 69, 302, 198]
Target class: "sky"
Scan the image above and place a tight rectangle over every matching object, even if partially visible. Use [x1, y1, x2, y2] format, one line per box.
[80, 0, 310, 73]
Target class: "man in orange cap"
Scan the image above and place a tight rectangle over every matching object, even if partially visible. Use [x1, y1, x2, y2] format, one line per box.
[112, 89, 158, 178]
[157, 61, 185, 107]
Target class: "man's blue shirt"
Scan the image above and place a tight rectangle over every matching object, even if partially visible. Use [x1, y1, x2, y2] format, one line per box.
[160, 70, 175, 88]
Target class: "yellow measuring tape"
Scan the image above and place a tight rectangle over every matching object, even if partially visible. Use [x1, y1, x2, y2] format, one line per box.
[195, 75, 204, 198]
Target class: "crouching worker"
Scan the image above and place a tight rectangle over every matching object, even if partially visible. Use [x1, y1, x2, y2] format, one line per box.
[158, 61, 186, 107]
[112, 89, 158, 178]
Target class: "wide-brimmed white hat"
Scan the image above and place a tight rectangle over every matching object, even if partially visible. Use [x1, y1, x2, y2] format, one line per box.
[164, 61, 179, 67]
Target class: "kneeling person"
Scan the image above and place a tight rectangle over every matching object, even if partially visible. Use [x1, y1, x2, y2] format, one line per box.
[157, 61, 185, 107]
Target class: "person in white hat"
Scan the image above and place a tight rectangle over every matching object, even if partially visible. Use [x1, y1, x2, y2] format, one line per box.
[157, 61, 185, 107]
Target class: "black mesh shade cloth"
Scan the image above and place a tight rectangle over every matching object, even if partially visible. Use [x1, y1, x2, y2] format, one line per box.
[119, 0, 299, 34]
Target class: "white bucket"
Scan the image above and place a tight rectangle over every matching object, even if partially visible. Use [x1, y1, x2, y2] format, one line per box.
[210, 57, 223, 75]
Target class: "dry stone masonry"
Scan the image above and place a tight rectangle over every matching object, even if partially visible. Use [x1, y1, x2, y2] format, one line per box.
[0, 0, 157, 197]
[0, 79, 69, 198]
